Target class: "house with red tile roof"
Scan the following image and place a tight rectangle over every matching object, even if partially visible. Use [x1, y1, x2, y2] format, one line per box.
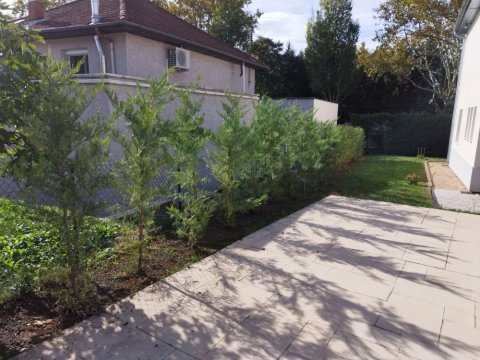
[25, 0, 266, 93]
[22, 0, 266, 133]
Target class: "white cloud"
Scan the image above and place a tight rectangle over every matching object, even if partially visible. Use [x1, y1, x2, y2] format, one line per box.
[3, 0, 383, 51]
[254, 11, 312, 51]
[250, 0, 384, 52]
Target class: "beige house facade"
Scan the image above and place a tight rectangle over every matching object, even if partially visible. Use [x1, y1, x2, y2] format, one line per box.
[37, 32, 256, 95]
[25, 0, 266, 134]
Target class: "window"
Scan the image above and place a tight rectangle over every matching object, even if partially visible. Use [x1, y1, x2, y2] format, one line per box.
[456, 109, 463, 143]
[464, 106, 478, 143]
[65, 49, 89, 74]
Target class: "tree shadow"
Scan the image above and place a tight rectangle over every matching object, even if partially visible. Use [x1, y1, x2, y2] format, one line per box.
[14, 196, 479, 360]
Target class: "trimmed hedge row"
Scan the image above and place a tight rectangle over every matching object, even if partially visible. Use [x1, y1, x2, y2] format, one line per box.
[350, 112, 452, 157]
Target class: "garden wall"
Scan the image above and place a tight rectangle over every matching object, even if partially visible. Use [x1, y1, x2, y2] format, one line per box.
[0, 77, 258, 208]
[350, 112, 452, 157]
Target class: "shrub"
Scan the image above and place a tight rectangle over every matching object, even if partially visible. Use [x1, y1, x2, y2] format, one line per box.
[246, 98, 289, 197]
[350, 112, 452, 157]
[108, 73, 175, 274]
[0, 198, 120, 304]
[166, 90, 214, 245]
[5, 55, 112, 311]
[208, 94, 265, 227]
[406, 173, 420, 185]
[336, 125, 365, 171]
[168, 193, 216, 246]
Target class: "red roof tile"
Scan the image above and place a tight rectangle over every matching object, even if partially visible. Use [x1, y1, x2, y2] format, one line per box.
[29, 0, 266, 69]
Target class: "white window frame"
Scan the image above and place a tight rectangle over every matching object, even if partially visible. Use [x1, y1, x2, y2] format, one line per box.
[464, 106, 478, 143]
[65, 49, 89, 74]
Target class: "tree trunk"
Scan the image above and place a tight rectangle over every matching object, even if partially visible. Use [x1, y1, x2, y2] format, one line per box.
[63, 207, 79, 299]
[138, 208, 145, 274]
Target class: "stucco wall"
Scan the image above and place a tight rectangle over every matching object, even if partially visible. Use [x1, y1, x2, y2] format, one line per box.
[37, 33, 127, 75]
[38, 32, 255, 94]
[279, 98, 339, 124]
[124, 33, 255, 94]
[78, 78, 258, 161]
[448, 13, 480, 192]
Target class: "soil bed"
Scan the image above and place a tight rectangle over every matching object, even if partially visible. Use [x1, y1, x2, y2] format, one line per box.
[0, 192, 328, 359]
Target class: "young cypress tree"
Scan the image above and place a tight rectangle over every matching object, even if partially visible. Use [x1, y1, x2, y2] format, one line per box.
[107, 74, 174, 274]
[8, 55, 111, 307]
[208, 94, 263, 227]
[167, 90, 214, 246]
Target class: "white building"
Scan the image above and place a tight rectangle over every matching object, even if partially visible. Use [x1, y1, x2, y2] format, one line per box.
[277, 98, 339, 124]
[448, 0, 480, 192]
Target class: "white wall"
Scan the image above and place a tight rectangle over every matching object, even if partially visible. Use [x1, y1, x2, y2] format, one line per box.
[448, 12, 480, 192]
[279, 98, 339, 124]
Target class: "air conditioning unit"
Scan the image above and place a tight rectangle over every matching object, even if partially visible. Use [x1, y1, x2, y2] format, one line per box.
[168, 48, 190, 71]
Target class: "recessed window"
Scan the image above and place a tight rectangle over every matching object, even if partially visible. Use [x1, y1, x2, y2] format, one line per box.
[464, 106, 478, 143]
[455, 109, 463, 143]
[65, 49, 89, 74]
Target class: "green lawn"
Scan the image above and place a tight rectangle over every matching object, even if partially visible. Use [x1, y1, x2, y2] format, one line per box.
[336, 155, 433, 207]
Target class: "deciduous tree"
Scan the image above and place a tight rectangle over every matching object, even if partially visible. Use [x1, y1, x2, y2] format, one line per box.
[0, 2, 42, 158]
[162, 0, 261, 50]
[358, 0, 462, 108]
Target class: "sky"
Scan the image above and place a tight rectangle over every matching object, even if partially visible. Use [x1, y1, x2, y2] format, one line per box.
[3, 0, 383, 51]
[248, 0, 384, 52]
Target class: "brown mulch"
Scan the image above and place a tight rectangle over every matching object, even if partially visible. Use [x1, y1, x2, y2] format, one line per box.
[0, 192, 328, 359]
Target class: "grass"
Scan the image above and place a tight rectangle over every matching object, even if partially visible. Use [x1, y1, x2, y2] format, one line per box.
[335, 155, 433, 207]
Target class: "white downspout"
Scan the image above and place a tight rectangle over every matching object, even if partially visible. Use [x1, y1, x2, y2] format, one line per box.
[94, 34, 107, 74]
[91, 0, 106, 74]
[109, 40, 115, 74]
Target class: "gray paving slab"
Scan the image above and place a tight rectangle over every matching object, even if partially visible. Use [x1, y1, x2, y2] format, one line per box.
[15, 196, 480, 360]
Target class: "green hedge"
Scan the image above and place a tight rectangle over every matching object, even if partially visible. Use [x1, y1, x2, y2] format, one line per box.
[350, 112, 452, 157]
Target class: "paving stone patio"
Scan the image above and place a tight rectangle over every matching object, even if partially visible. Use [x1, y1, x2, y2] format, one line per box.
[16, 196, 480, 360]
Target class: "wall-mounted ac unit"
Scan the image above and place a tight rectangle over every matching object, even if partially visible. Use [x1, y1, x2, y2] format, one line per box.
[168, 48, 190, 71]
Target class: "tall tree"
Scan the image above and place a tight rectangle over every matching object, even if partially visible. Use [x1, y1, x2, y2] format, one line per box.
[0, 2, 43, 158]
[209, 0, 261, 50]
[304, 0, 360, 104]
[281, 46, 312, 97]
[358, 0, 462, 109]
[157, 0, 214, 30]
[250, 37, 311, 97]
[162, 0, 261, 50]
[346, 44, 432, 114]
[250, 37, 284, 96]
